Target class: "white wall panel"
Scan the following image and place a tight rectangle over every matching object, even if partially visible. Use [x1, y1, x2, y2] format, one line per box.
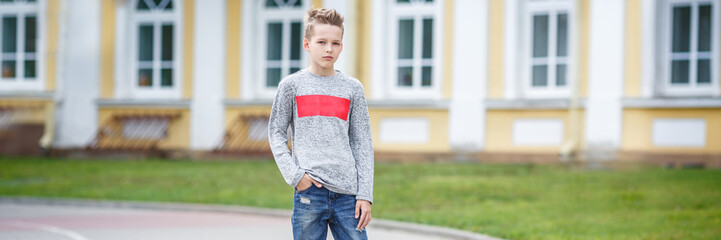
[513, 119, 564, 146]
[652, 118, 706, 147]
[380, 118, 429, 143]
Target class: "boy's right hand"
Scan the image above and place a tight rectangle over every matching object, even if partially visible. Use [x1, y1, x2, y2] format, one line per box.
[297, 173, 322, 191]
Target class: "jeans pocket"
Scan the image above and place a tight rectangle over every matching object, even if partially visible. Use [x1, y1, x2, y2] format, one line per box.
[296, 183, 313, 194]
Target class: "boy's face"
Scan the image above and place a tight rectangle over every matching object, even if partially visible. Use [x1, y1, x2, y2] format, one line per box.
[303, 24, 343, 70]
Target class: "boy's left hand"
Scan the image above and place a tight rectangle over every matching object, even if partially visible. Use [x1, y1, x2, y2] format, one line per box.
[355, 200, 372, 230]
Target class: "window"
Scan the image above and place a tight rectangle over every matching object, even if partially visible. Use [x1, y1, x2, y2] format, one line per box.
[130, 0, 181, 98]
[0, 0, 41, 91]
[522, 0, 572, 98]
[387, 0, 441, 98]
[662, 0, 718, 96]
[258, 0, 306, 92]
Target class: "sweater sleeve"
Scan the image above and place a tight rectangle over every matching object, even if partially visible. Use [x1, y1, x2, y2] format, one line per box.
[348, 83, 374, 203]
[268, 80, 305, 188]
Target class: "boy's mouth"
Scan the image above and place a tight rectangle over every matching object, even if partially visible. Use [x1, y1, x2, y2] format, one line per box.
[323, 56, 333, 60]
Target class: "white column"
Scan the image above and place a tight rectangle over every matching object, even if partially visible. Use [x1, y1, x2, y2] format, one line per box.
[449, 0, 487, 153]
[585, 0, 625, 158]
[54, 0, 100, 148]
[113, 2, 130, 98]
[370, 0, 386, 99]
[641, 0, 656, 98]
[503, 0, 519, 99]
[240, 0, 255, 100]
[324, 0, 356, 77]
[190, 0, 226, 150]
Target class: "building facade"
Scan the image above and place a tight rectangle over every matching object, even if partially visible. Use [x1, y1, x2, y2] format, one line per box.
[0, 0, 719, 164]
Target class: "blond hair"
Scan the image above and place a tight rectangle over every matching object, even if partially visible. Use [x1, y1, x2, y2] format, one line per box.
[304, 8, 344, 40]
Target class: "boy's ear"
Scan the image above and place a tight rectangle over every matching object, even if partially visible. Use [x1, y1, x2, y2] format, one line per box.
[303, 38, 310, 52]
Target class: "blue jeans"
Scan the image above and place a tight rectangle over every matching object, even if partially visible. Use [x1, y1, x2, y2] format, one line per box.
[292, 185, 368, 240]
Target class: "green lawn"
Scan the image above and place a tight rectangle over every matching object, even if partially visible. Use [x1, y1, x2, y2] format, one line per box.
[1, 157, 719, 240]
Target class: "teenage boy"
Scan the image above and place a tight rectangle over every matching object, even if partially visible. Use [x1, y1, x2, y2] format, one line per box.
[268, 8, 374, 240]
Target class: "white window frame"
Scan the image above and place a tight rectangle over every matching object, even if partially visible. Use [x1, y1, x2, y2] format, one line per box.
[127, 0, 183, 99]
[0, 0, 45, 92]
[521, 0, 574, 99]
[658, 0, 719, 97]
[254, 0, 308, 99]
[385, 0, 443, 99]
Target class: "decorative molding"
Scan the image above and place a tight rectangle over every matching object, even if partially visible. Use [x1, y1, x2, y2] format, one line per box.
[367, 100, 450, 109]
[486, 98, 586, 110]
[96, 99, 191, 108]
[0, 92, 55, 100]
[224, 99, 274, 106]
[623, 98, 721, 108]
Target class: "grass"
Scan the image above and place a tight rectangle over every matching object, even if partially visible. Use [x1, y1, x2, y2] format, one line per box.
[1, 157, 720, 240]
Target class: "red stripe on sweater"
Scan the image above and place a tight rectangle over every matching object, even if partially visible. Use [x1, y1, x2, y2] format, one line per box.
[296, 95, 351, 121]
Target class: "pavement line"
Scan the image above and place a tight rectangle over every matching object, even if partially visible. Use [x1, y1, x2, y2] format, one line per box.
[1, 220, 91, 240]
[0, 197, 502, 240]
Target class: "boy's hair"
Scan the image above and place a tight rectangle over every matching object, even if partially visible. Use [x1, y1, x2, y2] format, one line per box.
[304, 8, 344, 40]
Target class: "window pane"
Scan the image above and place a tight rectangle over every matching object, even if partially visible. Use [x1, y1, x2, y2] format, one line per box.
[290, 67, 300, 75]
[557, 13, 568, 57]
[425, 0, 434, 2]
[697, 59, 710, 84]
[24, 60, 35, 78]
[397, 0, 410, 3]
[421, 66, 432, 86]
[137, 0, 150, 10]
[0, 0, 14, 2]
[25, 16, 36, 53]
[266, 68, 281, 87]
[2, 61, 15, 78]
[138, 69, 153, 86]
[397, 67, 412, 87]
[265, 0, 279, 7]
[398, 19, 414, 59]
[532, 65, 547, 87]
[2, 16, 17, 53]
[670, 60, 689, 84]
[532, 14, 549, 58]
[267, 23, 282, 60]
[138, 25, 154, 61]
[422, 18, 433, 59]
[153, 0, 163, 6]
[161, 68, 172, 86]
[556, 64, 566, 86]
[290, 22, 301, 60]
[672, 6, 691, 53]
[165, 0, 173, 10]
[161, 24, 173, 61]
[265, 0, 302, 7]
[698, 5, 711, 52]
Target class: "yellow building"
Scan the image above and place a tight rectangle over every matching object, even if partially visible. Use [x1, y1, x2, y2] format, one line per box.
[0, 0, 719, 166]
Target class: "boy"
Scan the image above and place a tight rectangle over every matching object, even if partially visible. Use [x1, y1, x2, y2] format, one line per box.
[268, 8, 374, 240]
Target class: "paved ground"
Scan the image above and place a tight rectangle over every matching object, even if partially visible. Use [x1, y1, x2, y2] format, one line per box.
[0, 201, 496, 240]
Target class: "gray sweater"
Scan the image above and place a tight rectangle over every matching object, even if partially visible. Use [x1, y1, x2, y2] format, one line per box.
[268, 69, 374, 203]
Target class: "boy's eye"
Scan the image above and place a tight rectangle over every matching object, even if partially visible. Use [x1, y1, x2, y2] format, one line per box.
[333, 43, 340, 46]
[318, 41, 325, 44]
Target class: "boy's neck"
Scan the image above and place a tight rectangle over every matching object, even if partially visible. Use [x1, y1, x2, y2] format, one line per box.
[308, 65, 336, 77]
